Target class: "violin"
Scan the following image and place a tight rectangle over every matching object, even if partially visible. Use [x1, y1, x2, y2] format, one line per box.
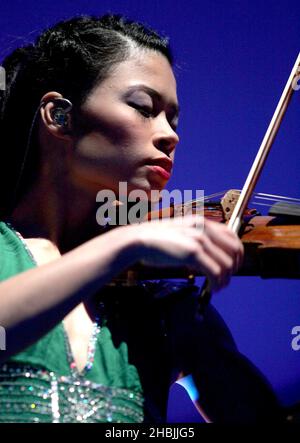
[107, 189, 300, 284]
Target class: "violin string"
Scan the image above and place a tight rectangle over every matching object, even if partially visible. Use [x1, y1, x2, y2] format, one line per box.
[253, 201, 300, 207]
[230, 191, 300, 203]
[181, 191, 230, 208]
[255, 192, 300, 201]
[253, 193, 300, 202]
[254, 196, 285, 202]
[174, 190, 300, 211]
[252, 202, 274, 208]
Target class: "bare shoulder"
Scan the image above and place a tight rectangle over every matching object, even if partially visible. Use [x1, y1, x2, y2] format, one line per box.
[23, 238, 61, 265]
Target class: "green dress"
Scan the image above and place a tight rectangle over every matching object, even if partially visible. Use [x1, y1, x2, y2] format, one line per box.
[0, 221, 144, 423]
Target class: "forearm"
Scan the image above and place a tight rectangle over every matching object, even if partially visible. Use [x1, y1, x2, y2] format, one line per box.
[0, 226, 139, 362]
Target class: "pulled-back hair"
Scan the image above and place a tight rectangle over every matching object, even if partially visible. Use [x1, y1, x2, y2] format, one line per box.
[0, 14, 173, 216]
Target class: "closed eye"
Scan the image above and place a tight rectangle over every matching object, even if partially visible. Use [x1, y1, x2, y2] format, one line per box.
[138, 107, 153, 118]
[130, 103, 153, 119]
[130, 102, 178, 130]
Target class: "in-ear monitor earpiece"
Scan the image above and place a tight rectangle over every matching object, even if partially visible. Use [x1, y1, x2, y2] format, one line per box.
[11, 97, 74, 212]
[49, 98, 73, 127]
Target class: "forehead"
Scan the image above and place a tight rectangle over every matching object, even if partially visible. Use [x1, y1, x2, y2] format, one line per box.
[96, 51, 178, 103]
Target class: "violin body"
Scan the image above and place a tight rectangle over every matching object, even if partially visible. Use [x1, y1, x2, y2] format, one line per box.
[239, 215, 300, 278]
[112, 195, 300, 284]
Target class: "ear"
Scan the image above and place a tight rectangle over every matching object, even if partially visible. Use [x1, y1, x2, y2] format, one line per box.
[39, 91, 73, 141]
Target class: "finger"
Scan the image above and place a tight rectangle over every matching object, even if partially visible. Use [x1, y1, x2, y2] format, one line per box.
[202, 236, 235, 287]
[183, 227, 237, 278]
[188, 247, 223, 292]
[172, 214, 204, 229]
[205, 219, 240, 242]
[204, 222, 243, 271]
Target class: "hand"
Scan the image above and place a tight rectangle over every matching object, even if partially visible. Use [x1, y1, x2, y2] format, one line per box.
[133, 215, 244, 292]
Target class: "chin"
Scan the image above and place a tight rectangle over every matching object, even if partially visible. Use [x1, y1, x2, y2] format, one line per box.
[113, 174, 166, 204]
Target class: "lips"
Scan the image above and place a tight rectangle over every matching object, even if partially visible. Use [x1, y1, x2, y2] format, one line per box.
[148, 165, 171, 180]
[147, 157, 173, 180]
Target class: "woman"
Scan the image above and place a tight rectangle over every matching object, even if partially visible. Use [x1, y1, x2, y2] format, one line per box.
[0, 14, 280, 423]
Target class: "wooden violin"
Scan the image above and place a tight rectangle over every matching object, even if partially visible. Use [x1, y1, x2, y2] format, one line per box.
[108, 189, 300, 284]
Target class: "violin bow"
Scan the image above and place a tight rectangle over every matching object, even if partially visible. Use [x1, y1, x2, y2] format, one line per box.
[198, 52, 300, 315]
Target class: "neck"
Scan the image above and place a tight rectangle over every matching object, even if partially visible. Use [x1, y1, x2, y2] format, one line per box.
[8, 180, 105, 253]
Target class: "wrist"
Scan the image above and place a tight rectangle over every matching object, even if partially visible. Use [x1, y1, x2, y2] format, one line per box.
[115, 223, 145, 266]
[92, 224, 144, 275]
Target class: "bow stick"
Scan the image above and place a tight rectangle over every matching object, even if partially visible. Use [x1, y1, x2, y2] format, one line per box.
[198, 52, 300, 315]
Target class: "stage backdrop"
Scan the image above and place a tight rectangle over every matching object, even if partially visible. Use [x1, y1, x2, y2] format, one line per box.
[1, 0, 300, 421]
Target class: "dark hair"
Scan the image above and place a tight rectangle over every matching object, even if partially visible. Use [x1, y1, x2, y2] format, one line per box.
[0, 14, 173, 216]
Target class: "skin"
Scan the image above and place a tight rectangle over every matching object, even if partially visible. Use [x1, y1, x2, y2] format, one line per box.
[2, 49, 243, 373]
[69, 51, 179, 197]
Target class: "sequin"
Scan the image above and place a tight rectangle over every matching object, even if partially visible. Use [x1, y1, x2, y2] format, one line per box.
[0, 222, 145, 423]
[0, 363, 144, 423]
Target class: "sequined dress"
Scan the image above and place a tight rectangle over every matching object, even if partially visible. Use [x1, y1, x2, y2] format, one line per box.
[0, 221, 144, 423]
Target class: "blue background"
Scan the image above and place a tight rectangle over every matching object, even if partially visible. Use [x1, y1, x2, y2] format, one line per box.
[1, 0, 300, 421]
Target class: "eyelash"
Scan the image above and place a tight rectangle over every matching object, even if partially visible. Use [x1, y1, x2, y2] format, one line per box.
[133, 105, 178, 131]
[134, 106, 153, 119]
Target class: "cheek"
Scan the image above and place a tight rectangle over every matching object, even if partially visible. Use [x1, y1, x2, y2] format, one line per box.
[74, 132, 144, 170]
[80, 104, 147, 147]
[72, 133, 145, 184]
[74, 108, 150, 165]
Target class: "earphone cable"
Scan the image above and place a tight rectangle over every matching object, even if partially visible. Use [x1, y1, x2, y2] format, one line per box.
[11, 101, 44, 211]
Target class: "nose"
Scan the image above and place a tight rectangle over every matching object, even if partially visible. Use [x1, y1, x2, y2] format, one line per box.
[152, 114, 179, 156]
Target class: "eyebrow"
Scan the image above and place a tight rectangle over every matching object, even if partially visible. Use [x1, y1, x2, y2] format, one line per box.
[124, 84, 180, 117]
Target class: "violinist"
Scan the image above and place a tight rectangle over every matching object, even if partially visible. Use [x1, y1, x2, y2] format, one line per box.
[0, 14, 281, 423]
